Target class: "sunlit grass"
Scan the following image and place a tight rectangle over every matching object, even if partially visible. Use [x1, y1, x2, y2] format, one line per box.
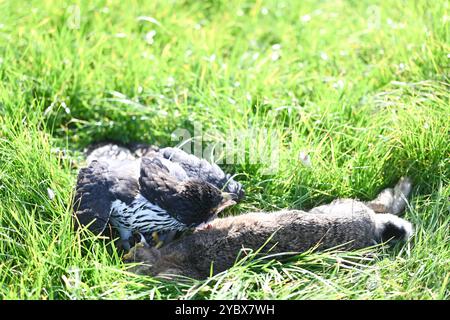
[0, 0, 448, 299]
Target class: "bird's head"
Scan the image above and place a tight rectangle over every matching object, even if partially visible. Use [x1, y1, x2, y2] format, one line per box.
[223, 174, 245, 202]
[179, 180, 237, 225]
[215, 191, 238, 214]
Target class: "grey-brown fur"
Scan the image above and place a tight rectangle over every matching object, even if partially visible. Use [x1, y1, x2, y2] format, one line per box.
[124, 177, 414, 280]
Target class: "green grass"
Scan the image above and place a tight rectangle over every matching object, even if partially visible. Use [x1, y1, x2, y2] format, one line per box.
[0, 0, 449, 299]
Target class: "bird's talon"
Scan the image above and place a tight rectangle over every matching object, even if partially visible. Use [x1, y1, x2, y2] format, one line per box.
[152, 231, 164, 248]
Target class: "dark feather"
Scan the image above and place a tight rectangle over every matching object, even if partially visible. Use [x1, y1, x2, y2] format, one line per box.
[139, 157, 224, 226]
[75, 142, 243, 246]
[159, 147, 245, 200]
[73, 160, 139, 234]
[85, 142, 244, 201]
[73, 161, 113, 235]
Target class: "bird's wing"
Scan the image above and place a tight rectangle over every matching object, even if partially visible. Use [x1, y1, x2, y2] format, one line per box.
[128, 142, 160, 158]
[139, 157, 206, 225]
[108, 169, 140, 205]
[85, 142, 135, 164]
[158, 147, 244, 199]
[131, 145, 188, 181]
[138, 157, 181, 210]
[157, 157, 189, 181]
[159, 147, 225, 183]
[73, 161, 114, 235]
[74, 160, 140, 235]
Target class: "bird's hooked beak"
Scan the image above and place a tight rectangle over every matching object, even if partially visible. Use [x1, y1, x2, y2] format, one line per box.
[216, 192, 237, 214]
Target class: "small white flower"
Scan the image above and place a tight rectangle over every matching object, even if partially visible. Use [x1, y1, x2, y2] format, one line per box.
[298, 151, 312, 167]
[47, 188, 55, 201]
[333, 79, 345, 90]
[228, 97, 236, 105]
[61, 102, 71, 114]
[137, 16, 161, 26]
[320, 52, 329, 61]
[166, 77, 175, 87]
[271, 52, 281, 61]
[272, 44, 281, 51]
[301, 14, 311, 22]
[261, 7, 269, 15]
[141, 51, 155, 60]
[44, 102, 55, 116]
[145, 30, 156, 44]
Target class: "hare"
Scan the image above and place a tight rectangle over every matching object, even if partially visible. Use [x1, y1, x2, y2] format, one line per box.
[124, 177, 413, 280]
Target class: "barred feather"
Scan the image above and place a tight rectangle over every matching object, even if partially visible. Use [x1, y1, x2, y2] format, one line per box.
[110, 195, 187, 233]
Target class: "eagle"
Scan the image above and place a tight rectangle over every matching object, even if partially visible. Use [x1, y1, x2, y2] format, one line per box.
[73, 143, 244, 250]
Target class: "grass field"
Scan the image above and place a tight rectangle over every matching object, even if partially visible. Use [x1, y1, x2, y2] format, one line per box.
[0, 0, 449, 299]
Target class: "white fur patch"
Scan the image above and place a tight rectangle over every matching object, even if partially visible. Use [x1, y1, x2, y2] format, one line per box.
[374, 213, 414, 242]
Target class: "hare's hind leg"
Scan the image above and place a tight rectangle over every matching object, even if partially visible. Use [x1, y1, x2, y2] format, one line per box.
[366, 177, 412, 215]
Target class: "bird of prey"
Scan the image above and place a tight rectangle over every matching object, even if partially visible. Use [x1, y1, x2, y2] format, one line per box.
[73, 143, 244, 250]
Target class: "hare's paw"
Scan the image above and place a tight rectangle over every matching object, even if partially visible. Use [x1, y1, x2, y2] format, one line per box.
[367, 177, 413, 215]
[390, 177, 413, 215]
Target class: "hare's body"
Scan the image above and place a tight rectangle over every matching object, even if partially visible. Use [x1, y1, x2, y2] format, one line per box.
[125, 178, 413, 280]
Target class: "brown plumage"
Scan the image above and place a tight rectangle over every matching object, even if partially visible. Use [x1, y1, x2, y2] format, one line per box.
[74, 142, 241, 250]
